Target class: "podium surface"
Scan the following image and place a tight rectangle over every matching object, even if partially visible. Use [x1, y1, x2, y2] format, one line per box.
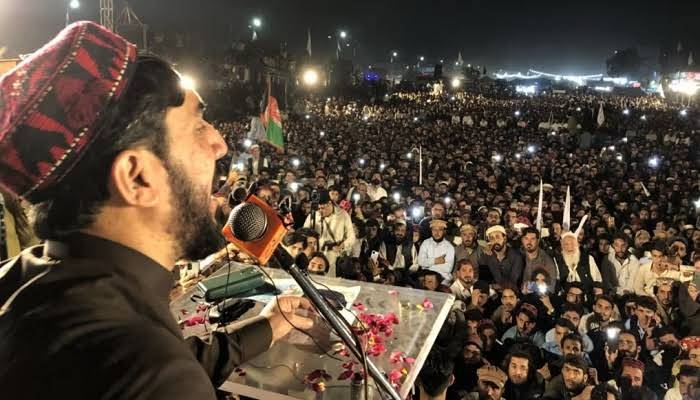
[171, 263, 454, 400]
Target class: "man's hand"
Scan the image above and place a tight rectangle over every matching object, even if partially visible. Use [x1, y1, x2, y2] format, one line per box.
[538, 364, 551, 381]
[434, 255, 446, 264]
[500, 310, 512, 324]
[261, 296, 315, 344]
[471, 289, 481, 307]
[605, 344, 618, 369]
[572, 385, 594, 400]
[689, 283, 699, 302]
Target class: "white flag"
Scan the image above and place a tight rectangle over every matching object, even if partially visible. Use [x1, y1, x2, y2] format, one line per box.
[457, 51, 464, 65]
[247, 116, 266, 141]
[597, 103, 605, 126]
[536, 179, 544, 232]
[563, 186, 571, 232]
[689, 51, 695, 66]
[306, 28, 312, 57]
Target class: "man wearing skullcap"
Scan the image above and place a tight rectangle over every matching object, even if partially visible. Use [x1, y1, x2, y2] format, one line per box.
[417, 219, 455, 284]
[0, 23, 312, 398]
[477, 225, 524, 290]
[463, 365, 508, 400]
[454, 223, 484, 272]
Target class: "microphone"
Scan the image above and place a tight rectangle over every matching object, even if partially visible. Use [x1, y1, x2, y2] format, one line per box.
[221, 194, 287, 265]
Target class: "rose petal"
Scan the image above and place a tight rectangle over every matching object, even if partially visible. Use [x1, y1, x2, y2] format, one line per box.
[422, 298, 434, 310]
[389, 351, 404, 364]
[183, 315, 206, 327]
[388, 369, 403, 383]
[388, 289, 399, 295]
[338, 370, 354, 380]
[404, 357, 416, 364]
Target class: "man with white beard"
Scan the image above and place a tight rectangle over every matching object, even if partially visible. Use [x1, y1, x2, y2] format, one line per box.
[553, 232, 602, 295]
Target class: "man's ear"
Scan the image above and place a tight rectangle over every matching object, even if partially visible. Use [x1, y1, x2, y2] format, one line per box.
[449, 374, 455, 386]
[109, 149, 163, 208]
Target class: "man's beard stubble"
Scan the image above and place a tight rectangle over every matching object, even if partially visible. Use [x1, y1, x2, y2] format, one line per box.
[167, 159, 226, 261]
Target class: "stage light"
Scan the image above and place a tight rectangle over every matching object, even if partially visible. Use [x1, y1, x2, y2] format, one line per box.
[352, 193, 361, 202]
[680, 109, 688, 117]
[413, 117, 419, 122]
[290, 182, 299, 192]
[326, 97, 331, 102]
[252, 17, 262, 28]
[451, 78, 461, 88]
[622, 109, 630, 115]
[514, 110, 521, 117]
[551, 131, 557, 136]
[648, 156, 659, 168]
[236, 162, 245, 171]
[292, 158, 300, 167]
[243, 138, 252, 148]
[527, 145, 536, 154]
[179, 75, 196, 91]
[444, 197, 451, 205]
[302, 69, 319, 86]
[393, 192, 401, 202]
[362, 115, 369, 121]
[339, 30, 347, 39]
[319, 131, 325, 137]
[492, 154, 503, 162]
[450, 96, 456, 101]
[69, 0, 80, 9]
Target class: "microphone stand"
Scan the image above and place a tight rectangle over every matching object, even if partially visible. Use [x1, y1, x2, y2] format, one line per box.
[274, 248, 402, 400]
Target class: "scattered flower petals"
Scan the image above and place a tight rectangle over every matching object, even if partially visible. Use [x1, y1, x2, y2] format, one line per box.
[388, 368, 403, 383]
[342, 361, 356, 370]
[183, 315, 206, 327]
[422, 298, 434, 310]
[338, 370, 354, 380]
[404, 357, 416, 364]
[196, 304, 209, 312]
[388, 289, 399, 295]
[390, 351, 404, 364]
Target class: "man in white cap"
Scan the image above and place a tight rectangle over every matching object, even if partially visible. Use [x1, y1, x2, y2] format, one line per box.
[554, 231, 602, 295]
[478, 225, 524, 290]
[241, 143, 269, 178]
[418, 219, 455, 284]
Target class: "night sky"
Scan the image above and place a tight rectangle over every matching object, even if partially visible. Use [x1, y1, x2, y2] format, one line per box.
[1, 0, 698, 74]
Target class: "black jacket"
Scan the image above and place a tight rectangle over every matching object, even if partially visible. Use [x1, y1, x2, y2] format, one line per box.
[0, 234, 271, 399]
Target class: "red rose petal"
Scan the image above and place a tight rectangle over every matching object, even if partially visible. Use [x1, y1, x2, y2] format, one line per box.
[338, 370, 354, 380]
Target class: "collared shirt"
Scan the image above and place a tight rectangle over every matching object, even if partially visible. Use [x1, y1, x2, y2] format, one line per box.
[417, 237, 455, 283]
[454, 242, 483, 272]
[633, 259, 681, 296]
[366, 185, 388, 202]
[501, 325, 545, 347]
[0, 233, 271, 399]
[449, 279, 472, 302]
[606, 250, 640, 295]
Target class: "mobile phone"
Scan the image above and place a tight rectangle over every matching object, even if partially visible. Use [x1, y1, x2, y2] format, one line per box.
[606, 327, 621, 352]
[371, 250, 379, 263]
[527, 281, 538, 293]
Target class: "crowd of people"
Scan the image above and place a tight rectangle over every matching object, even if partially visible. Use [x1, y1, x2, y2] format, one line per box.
[211, 87, 700, 400]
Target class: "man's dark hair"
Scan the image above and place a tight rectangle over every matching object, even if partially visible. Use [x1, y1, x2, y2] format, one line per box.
[282, 232, 307, 248]
[591, 383, 620, 400]
[561, 302, 585, 317]
[562, 353, 589, 373]
[503, 349, 535, 381]
[522, 227, 540, 239]
[678, 364, 700, 380]
[417, 349, 454, 397]
[635, 295, 658, 312]
[32, 56, 182, 239]
[296, 227, 320, 240]
[555, 318, 576, 332]
[562, 332, 584, 349]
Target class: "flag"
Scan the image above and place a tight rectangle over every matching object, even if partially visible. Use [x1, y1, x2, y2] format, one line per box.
[536, 179, 544, 232]
[677, 41, 683, 53]
[597, 102, 605, 126]
[457, 51, 464, 65]
[336, 39, 341, 60]
[261, 95, 284, 150]
[252, 30, 257, 41]
[690, 51, 695, 66]
[306, 28, 312, 57]
[563, 186, 571, 232]
[247, 116, 266, 142]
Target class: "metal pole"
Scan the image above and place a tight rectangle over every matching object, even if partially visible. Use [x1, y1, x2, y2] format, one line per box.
[65, 1, 70, 27]
[419, 145, 423, 185]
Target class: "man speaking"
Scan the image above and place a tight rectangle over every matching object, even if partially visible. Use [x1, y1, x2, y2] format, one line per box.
[0, 22, 312, 398]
